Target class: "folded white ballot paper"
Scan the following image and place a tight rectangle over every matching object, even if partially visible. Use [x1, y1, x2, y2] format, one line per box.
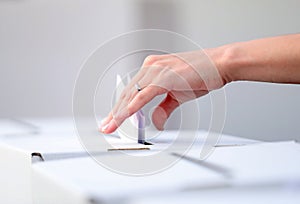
[115, 74, 143, 143]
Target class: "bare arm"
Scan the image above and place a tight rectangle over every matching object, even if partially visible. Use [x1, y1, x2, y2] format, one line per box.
[210, 34, 300, 84]
[100, 34, 300, 134]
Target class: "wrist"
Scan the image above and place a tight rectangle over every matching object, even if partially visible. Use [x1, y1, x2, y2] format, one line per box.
[205, 42, 249, 84]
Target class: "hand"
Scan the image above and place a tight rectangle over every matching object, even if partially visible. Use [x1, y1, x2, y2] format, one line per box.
[100, 49, 226, 134]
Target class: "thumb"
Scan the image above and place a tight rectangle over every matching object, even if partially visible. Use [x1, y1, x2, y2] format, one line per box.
[152, 93, 179, 130]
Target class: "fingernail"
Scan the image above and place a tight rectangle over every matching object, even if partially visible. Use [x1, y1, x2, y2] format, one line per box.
[99, 118, 108, 131]
[101, 123, 110, 132]
[100, 117, 108, 125]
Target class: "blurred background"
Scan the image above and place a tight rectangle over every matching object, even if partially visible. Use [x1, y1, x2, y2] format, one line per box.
[1, 0, 299, 141]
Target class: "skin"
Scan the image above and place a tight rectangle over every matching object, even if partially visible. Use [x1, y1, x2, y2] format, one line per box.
[100, 34, 300, 134]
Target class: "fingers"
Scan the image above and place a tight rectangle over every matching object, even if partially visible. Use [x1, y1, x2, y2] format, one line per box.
[99, 118, 118, 134]
[128, 85, 166, 111]
[152, 93, 180, 130]
[99, 112, 112, 132]
[99, 69, 146, 133]
[101, 85, 167, 134]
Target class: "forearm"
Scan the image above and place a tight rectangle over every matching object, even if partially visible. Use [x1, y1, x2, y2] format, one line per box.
[209, 34, 300, 84]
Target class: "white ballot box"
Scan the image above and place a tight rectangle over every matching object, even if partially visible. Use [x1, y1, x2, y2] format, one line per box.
[0, 118, 140, 204]
[143, 141, 300, 204]
[32, 141, 300, 204]
[32, 153, 227, 204]
[0, 118, 259, 204]
[0, 132, 88, 204]
[0, 118, 93, 204]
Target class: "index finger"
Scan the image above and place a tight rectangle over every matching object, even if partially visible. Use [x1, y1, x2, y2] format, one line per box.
[102, 85, 167, 134]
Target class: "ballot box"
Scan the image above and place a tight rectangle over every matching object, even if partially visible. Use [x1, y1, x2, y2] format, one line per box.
[31, 141, 300, 204]
[0, 118, 258, 204]
[0, 132, 87, 204]
[0, 118, 91, 204]
[152, 141, 300, 204]
[0, 118, 148, 204]
[32, 153, 227, 204]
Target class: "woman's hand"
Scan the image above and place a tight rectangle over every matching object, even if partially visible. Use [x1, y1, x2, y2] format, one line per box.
[98, 34, 300, 134]
[99, 49, 227, 134]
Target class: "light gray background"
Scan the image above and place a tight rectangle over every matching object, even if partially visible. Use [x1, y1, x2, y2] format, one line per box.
[1, 0, 299, 141]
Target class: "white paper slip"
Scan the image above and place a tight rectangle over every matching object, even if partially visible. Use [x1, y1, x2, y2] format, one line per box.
[32, 154, 227, 204]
